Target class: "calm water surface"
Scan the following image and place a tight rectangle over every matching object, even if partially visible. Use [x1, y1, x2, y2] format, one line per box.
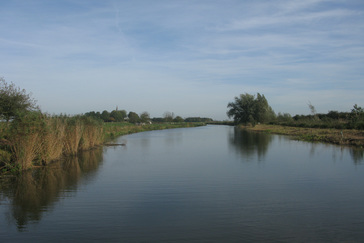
[1, 125, 364, 242]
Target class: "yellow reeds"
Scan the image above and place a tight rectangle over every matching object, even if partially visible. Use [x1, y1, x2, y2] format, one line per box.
[78, 117, 104, 150]
[63, 117, 84, 155]
[4, 113, 104, 171]
[39, 117, 66, 164]
[11, 132, 41, 170]
[8, 112, 44, 170]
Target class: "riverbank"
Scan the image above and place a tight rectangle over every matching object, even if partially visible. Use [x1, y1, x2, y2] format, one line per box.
[103, 122, 205, 140]
[242, 124, 364, 147]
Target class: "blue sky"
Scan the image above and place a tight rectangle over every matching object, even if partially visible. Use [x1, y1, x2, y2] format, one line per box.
[1, 0, 363, 120]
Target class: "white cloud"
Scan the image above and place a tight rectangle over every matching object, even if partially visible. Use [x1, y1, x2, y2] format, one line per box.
[1, 0, 363, 119]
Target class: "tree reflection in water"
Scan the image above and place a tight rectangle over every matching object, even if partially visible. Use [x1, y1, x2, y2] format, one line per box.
[229, 127, 364, 165]
[229, 127, 273, 161]
[0, 147, 103, 231]
[349, 147, 364, 164]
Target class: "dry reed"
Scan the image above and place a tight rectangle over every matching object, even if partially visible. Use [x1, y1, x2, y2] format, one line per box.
[39, 117, 66, 164]
[11, 133, 41, 170]
[4, 113, 104, 171]
[63, 118, 84, 155]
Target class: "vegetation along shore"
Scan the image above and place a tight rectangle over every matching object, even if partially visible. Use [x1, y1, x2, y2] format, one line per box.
[0, 114, 204, 173]
[1, 77, 363, 173]
[0, 77, 206, 173]
[242, 124, 364, 147]
[227, 93, 364, 148]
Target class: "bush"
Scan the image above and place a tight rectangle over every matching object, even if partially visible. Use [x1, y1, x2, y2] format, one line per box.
[355, 121, 364, 130]
[334, 123, 344, 129]
[0, 149, 11, 167]
[0, 77, 38, 123]
[319, 124, 329, 129]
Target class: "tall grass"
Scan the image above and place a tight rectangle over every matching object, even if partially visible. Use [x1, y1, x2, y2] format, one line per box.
[0, 112, 104, 171]
[8, 112, 44, 170]
[79, 116, 104, 150]
[63, 117, 84, 155]
[39, 116, 65, 163]
[0, 116, 203, 172]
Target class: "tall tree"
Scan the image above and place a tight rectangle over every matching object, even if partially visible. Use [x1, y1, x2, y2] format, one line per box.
[350, 104, 364, 123]
[227, 93, 275, 126]
[110, 110, 127, 122]
[308, 101, 316, 115]
[0, 77, 38, 123]
[163, 111, 174, 122]
[140, 111, 150, 123]
[101, 110, 110, 122]
[128, 111, 140, 123]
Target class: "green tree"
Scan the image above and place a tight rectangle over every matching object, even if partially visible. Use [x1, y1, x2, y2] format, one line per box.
[185, 117, 213, 122]
[173, 116, 184, 122]
[110, 110, 126, 122]
[350, 104, 364, 124]
[85, 111, 102, 120]
[0, 77, 38, 123]
[277, 112, 293, 122]
[227, 93, 274, 126]
[327, 110, 339, 120]
[140, 111, 150, 123]
[101, 110, 110, 122]
[255, 93, 275, 122]
[308, 101, 316, 115]
[163, 111, 174, 122]
[128, 111, 140, 123]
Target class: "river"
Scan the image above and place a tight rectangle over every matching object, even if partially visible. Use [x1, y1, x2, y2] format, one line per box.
[1, 125, 364, 242]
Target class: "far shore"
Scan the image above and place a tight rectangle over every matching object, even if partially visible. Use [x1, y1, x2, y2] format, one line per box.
[241, 124, 364, 148]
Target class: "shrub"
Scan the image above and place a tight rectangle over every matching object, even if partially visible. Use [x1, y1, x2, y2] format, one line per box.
[355, 121, 364, 130]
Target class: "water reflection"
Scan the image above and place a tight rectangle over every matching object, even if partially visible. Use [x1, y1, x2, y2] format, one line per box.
[1, 126, 364, 242]
[0, 147, 103, 231]
[349, 148, 364, 164]
[228, 127, 364, 164]
[229, 127, 273, 161]
[308, 143, 364, 165]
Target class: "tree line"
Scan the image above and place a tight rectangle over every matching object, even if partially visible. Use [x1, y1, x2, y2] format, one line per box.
[84, 109, 213, 124]
[227, 92, 364, 130]
[0, 77, 213, 125]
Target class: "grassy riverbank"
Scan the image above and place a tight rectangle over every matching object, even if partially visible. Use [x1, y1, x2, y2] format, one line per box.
[103, 122, 205, 140]
[243, 124, 364, 147]
[0, 114, 205, 173]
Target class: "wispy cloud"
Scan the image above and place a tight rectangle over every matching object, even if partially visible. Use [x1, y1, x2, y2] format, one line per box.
[0, 0, 363, 119]
[219, 8, 360, 31]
